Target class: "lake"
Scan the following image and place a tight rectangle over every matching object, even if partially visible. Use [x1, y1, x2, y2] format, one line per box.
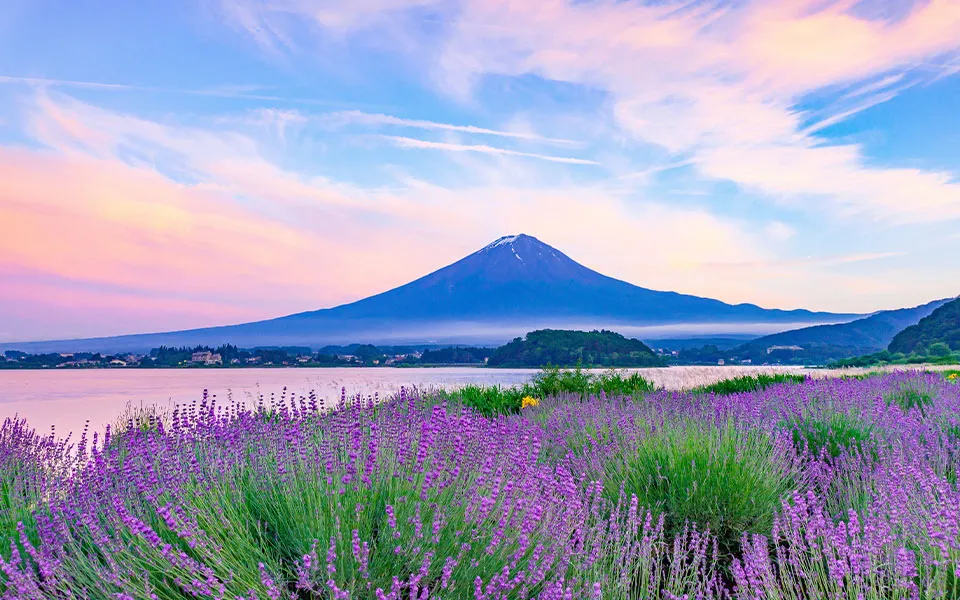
[0, 364, 939, 439]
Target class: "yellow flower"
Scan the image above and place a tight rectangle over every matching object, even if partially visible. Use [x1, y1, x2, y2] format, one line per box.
[521, 396, 540, 409]
[948, 373, 959, 381]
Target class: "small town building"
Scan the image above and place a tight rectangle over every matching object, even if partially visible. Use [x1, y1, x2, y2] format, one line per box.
[192, 351, 212, 363]
[191, 351, 222, 365]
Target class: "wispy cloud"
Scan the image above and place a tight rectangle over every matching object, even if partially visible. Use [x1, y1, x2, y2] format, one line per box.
[4, 88, 957, 338]
[382, 135, 599, 165]
[0, 75, 359, 107]
[7, 92, 832, 327]
[838, 73, 906, 101]
[426, 0, 960, 223]
[220, 0, 960, 224]
[615, 159, 695, 183]
[0, 75, 132, 90]
[220, 0, 446, 52]
[803, 90, 902, 134]
[321, 110, 579, 145]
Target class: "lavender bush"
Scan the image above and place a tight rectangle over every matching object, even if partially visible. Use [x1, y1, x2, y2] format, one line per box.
[1, 372, 959, 599]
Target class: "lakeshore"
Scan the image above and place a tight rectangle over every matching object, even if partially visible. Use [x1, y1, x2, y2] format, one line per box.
[3, 364, 956, 440]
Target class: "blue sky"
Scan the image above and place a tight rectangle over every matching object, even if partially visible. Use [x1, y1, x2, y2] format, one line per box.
[0, 0, 958, 341]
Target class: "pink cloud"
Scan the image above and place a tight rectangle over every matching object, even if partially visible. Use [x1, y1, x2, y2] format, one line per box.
[0, 274, 260, 342]
[3, 89, 958, 342]
[217, 0, 960, 227]
[0, 146, 456, 339]
[421, 0, 960, 222]
[739, 0, 960, 92]
[0, 98, 789, 338]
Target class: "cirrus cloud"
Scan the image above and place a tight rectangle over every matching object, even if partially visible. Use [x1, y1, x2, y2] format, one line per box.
[221, 0, 960, 223]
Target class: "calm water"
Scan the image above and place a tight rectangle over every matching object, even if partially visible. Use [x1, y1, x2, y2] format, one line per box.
[1, 364, 936, 439]
[0, 368, 539, 438]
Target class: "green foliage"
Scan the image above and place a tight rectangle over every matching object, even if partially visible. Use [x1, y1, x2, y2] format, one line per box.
[884, 382, 934, 415]
[442, 366, 656, 416]
[448, 384, 530, 416]
[603, 420, 793, 558]
[205, 427, 541, 596]
[532, 366, 656, 398]
[830, 350, 960, 368]
[530, 364, 592, 396]
[111, 402, 169, 439]
[0, 427, 49, 569]
[889, 297, 960, 355]
[418, 346, 492, 365]
[691, 373, 807, 395]
[592, 370, 658, 396]
[838, 370, 885, 381]
[929, 342, 954, 357]
[787, 411, 875, 461]
[0, 473, 38, 566]
[487, 329, 664, 368]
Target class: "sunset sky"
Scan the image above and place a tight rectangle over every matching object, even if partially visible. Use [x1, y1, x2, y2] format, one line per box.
[1, 0, 959, 342]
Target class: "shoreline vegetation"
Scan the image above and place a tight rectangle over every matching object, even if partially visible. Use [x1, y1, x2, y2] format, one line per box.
[0, 329, 665, 370]
[3, 368, 960, 598]
[5, 327, 957, 371]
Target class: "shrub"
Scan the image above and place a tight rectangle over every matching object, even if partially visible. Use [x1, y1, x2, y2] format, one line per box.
[533, 365, 655, 398]
[929, 343, 953, 358]
[444, 383, 528, 416]
[692, 373, 807, 395]
[591, 370, 657, 396]
[531, 364, 594, 396]
[443, 366, 656, 415]
[603, 420, 794, 559]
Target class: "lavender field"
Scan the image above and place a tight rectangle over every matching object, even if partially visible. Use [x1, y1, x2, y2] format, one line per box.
[3, 371, 960, 599]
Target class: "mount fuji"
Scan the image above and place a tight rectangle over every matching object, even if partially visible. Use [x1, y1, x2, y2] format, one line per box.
[2, 234, 861, 353]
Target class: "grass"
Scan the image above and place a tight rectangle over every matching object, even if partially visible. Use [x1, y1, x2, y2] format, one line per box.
[443, 383, 529, 416]
[839, 370, 886, 381]
[787, 410, 876, 461]
[602, 419, 794, 560]
[0, 418, 63, 567]
[110, 401, 170, 438]
[530, 365, 656, 400]
[884, 381, 934, 414]
[443, 365, 656, 415]
[691, 373, 807, 395]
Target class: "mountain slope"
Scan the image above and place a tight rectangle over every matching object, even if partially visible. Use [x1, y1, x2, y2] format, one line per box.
[888, 298, 960, 354]
[730, 298, 954, 363]
[0, 234, 860, 353]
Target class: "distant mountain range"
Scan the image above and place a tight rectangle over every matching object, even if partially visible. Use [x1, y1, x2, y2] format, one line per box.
[889, 298, 960, 354]
[728, 297, 955, 363]
[1, 234, 862, 353]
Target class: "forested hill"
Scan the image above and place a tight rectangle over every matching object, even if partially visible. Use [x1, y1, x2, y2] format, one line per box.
[724, 298, 952, 363]
[889, 298, 960, 354]
[487, 329, 664, 368]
